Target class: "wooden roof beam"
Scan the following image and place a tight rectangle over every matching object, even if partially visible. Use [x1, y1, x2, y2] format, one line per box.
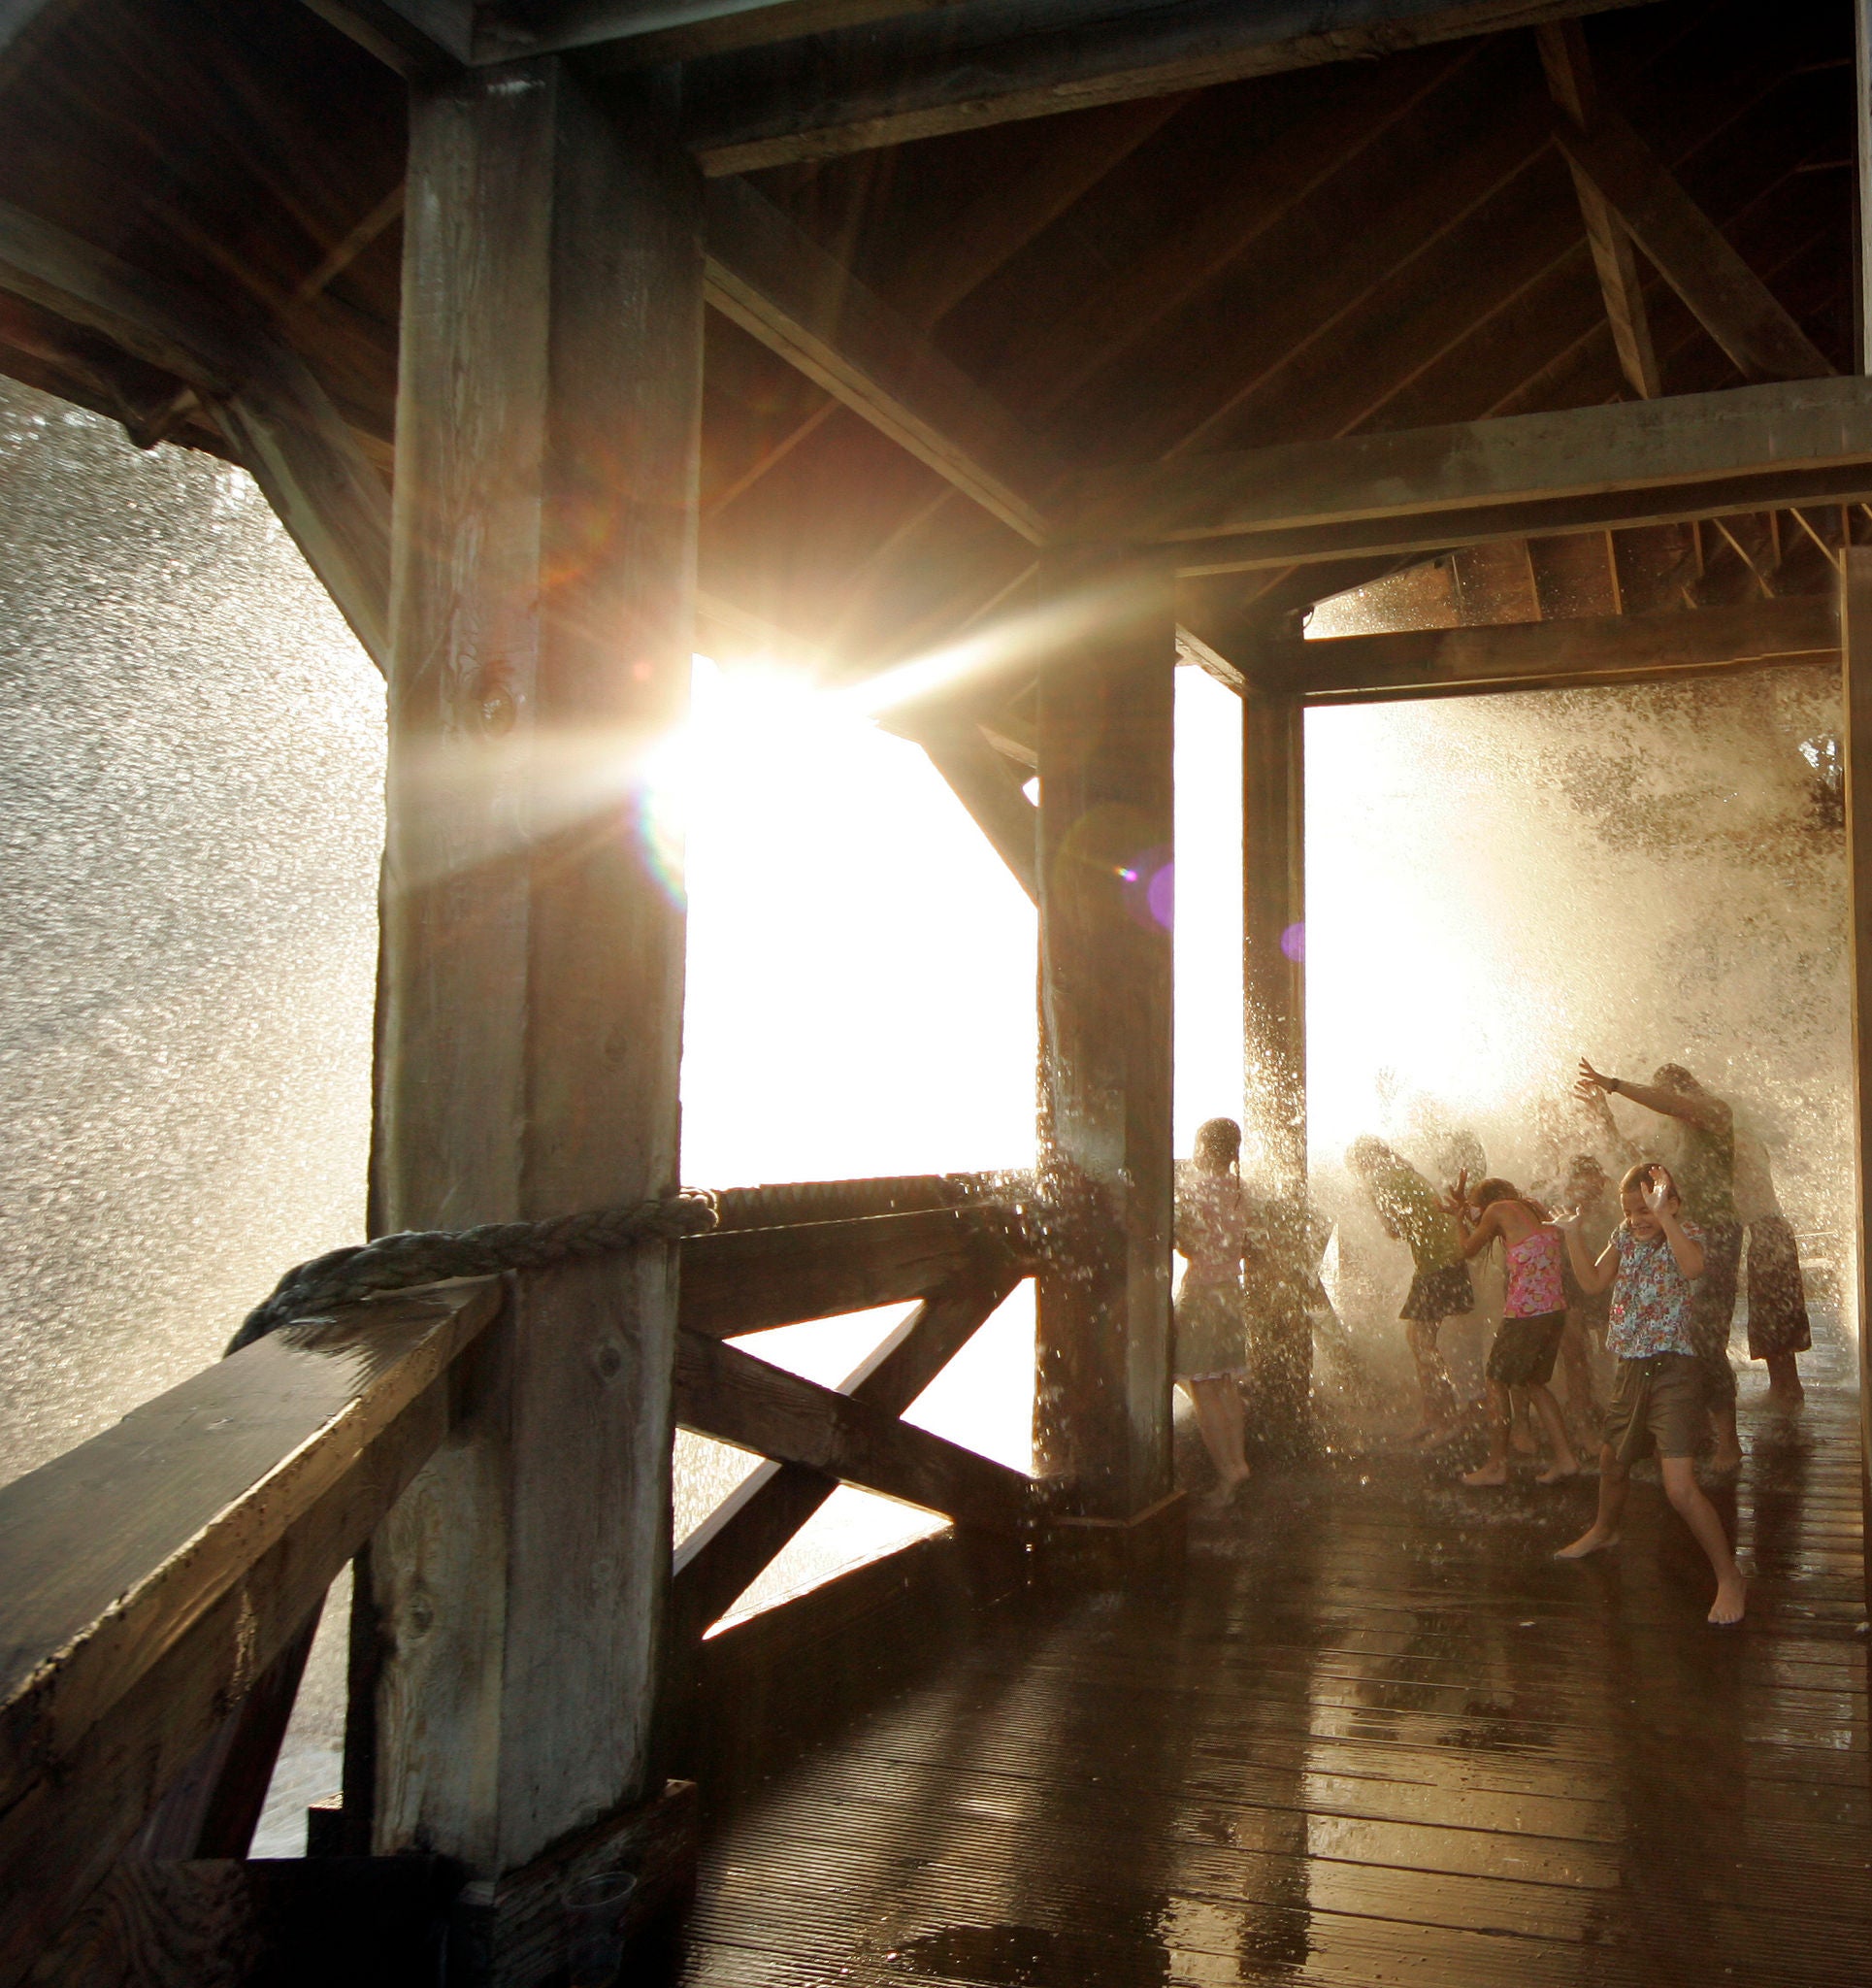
[1551, 97, 1834, 383]
[678, 0, 1654, 175]
[1114, 378, 1872, 573]
[1538, 18, 1659, 398]
[703, 177, 1054, 542]
[1274, 592, 1837, 702]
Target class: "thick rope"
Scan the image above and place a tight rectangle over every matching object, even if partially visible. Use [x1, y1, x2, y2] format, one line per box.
[227, 1190, 719, 1354]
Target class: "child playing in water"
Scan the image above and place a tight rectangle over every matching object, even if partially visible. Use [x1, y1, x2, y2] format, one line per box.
[1347, 1137, 1473, 1444]
[1445, 1176, 1578, 1487]
[1555, 1163, 1747, 1626]
[1173, 1117, 1254, 1508]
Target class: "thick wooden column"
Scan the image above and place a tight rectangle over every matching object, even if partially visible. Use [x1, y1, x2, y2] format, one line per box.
[1242, 683, 1311, 1446]
[1839, 548, 1872, 1600]
[368, 50, 702, 1922]
[1034, 549, 1174, 1519]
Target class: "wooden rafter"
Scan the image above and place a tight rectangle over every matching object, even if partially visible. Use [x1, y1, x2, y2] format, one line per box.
[677, 0, 1653, 176]
[1551, 102, 1834, 382]
[1538, 17, 1660, 398]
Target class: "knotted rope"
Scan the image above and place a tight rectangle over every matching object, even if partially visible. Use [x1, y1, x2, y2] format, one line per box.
[226, 1190, 720, 1354]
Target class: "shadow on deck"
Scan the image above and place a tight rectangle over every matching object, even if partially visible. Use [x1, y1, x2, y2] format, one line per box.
[676, 1322, 1871, 1987]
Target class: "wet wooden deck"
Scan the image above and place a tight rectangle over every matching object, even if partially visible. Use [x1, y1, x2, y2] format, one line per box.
[676, 1322, 1872, 1988]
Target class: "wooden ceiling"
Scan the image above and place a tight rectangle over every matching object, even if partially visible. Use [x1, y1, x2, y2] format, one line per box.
[0, 0, 1859, 706]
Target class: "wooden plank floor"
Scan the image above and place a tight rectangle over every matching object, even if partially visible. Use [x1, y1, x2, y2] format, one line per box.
[677, 1319, 1872, 1986]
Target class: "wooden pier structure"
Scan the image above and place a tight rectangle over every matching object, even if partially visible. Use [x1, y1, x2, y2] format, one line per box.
[3, 0, 1872, 1981]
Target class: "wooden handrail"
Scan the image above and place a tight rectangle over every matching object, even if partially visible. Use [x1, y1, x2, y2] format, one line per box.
[0, 1279, 503, 1988]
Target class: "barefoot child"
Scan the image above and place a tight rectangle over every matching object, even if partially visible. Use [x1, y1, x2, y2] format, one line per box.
[1174, 1118, 1254, 1508]
[1348, 1137, 1474, 1443]
[1445, 1176, 1578, 1487]
[1555, 1163, 1747, 1625]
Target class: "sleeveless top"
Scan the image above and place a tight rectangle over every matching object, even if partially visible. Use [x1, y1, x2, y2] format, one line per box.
[1503, 1226, 1564, 1318]
[1176, 1171, 1248, 1289]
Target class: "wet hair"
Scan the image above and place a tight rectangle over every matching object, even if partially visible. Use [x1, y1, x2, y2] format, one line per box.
[1469, 1176, 1521, 1210]
[1651, 1063, 1701, 1095]
[1620, 1160, 1680, 1207]
[1346, 1135, 1400, 1175]
[1194, 1116, 1242, 1165]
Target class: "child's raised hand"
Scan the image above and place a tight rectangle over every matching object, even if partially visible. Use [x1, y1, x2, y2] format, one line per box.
[1551, 1205, 1584, 1232]
[1574, 1056, 1611, 1101]
[1643, 1166, 1675, 1217]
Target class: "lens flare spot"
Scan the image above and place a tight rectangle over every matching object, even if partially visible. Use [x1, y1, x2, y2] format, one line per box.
[1148, 862, 1174, 931]
[1280, 920, 1305, 962]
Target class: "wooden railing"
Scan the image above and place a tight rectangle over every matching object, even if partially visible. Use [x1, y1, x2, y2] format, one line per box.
[0, 1181, 1038, 1984]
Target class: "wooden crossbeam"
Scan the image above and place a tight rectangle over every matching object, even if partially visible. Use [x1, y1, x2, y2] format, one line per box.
[0, 1282, 502, 1988]
[1550, 103, 1834, 384]
[1112, 379, 1872, 572]
[678, 0, 1652, 175]
[673, 1329, 1035, 1535]
[672, 1265, 1021, 1637]
[894, 716, 1039, 902]
[1274, 593, 1837, 703]
[1538, 19, 1659, 399]
[677, 1207, 1011, 1337]
[478, 0, 937, 67]
[703, 178, 1052, 542]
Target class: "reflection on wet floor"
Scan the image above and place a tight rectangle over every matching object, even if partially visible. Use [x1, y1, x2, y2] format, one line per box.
[679, 1319, 1871, 1986]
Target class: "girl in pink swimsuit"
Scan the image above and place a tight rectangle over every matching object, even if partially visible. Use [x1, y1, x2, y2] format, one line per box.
[1443, 1174, 1579, 1487]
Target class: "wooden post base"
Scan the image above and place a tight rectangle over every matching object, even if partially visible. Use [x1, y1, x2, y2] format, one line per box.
[447, 1778, 699, 1988]
[1035, 1490, 1187, 1588]
[29, 1855, 462, 1987]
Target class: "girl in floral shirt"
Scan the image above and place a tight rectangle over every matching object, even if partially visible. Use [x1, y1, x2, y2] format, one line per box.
[1554, 1163, 1746, 1625]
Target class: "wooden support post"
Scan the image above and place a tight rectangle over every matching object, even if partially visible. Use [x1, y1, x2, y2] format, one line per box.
[1242, 681, 1311, 1450]
[1839, 547, 1872, 1608]
[369, 53, 702, 1976]
[1034, 548, 1174, 1519]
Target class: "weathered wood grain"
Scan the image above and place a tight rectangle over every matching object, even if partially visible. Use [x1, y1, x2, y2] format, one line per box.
[678, 1208, 1007, 1337]
[1035, 547, 1174, 1517]
[672, 1265, 1022, 1637]
[371, 53, 701, 1905]
[673, 1329, 1035, 1535]
[0, 1283, 501, 1987]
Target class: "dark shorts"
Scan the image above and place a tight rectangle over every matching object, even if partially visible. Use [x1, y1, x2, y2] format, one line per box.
[1400, 1262, 1474, 1323]
[1174, 1280, 1246, 1379]
[1689, 1221, 1742, 1408]
[1746, 1215, 1813, 1360]
[1602, 1352, 1705, 1465]
[1487, 1309, 1567, 1388]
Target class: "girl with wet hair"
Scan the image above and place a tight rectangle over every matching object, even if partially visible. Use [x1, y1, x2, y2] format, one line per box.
[1173, 1116, 1253, 1508]
[1575, 1057, 1742, 1471]
[1554, 1162, 1746, 1626]
[1347, 1136, 1474, 1444]
[1443, 1174, 1577, 1488]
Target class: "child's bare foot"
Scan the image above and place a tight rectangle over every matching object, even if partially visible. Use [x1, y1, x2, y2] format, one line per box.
[1556, 1526, 1620, 1559]
[1536, 1459, 1579, 1485]
[1709, 1571, 1747, 1625]
[1200, 1471, 1250, 1512]
[1461, 1461, 1509, 1487]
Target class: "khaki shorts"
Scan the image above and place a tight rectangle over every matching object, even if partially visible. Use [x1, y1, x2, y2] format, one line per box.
[1602, 1352, 1704, 1465]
